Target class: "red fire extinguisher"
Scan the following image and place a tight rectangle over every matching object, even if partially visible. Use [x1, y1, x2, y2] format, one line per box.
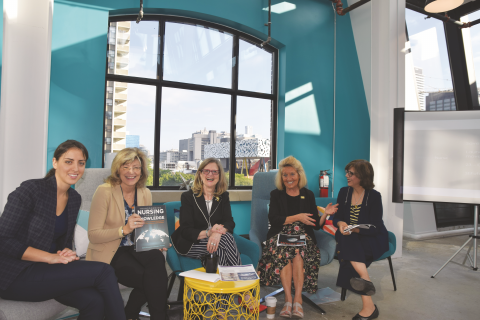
[319, 170, 330, 198]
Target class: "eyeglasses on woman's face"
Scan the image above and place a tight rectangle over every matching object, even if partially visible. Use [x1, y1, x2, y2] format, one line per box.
[122, 165, 141, 173]
[202, 169, 219, 176]
[345, 170, 356, 177]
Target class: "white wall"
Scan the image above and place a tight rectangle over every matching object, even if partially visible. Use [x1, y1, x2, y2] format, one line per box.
[0, 0, 53, 212]
[370, 0, 406, 258]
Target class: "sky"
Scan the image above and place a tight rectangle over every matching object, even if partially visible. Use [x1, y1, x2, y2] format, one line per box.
[117, 20, 273, 155]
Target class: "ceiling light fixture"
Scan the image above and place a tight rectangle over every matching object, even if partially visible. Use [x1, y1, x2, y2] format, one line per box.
[424, 0, 464, 13]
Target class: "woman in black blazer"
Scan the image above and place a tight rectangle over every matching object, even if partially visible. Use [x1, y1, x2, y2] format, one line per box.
[171, 158, 240, 266]
[332, 160, 388, 320]
[0, 140, 126, 320]
[257, 156, 338, 318]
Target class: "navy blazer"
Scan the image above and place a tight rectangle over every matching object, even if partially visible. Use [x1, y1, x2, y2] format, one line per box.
[171, 190, 235, 255]
[332, 187, 388, 260]
[0, 176, 81, 290]
[267, 188, 321, 243]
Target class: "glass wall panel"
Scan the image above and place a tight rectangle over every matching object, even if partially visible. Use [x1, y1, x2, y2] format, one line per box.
[238, 38, 273, 94]
[103, 82, 156, 186]
[159, 88, 231, 186]
[107, 21, 159, 79]
[164, 22, 233, 88]
[405, 9, 456, 111]
[234, 96, 272, 186]
[461, 10, 480, 106]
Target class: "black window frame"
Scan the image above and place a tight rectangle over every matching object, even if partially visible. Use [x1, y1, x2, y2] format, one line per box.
[102, 15, 279, 190]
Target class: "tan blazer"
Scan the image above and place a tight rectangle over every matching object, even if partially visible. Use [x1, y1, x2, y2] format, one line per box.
[86, 183, 152, 264]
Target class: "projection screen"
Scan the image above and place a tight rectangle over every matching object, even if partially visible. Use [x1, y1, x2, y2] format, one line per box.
[403, 110, 480, 204]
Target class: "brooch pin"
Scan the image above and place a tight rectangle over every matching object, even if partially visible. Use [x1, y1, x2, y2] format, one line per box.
[215, 196, 220, 202]
[301, 196, 305, 199]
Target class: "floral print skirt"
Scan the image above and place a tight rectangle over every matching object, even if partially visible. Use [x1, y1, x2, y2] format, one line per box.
[257, 222, 321, 293]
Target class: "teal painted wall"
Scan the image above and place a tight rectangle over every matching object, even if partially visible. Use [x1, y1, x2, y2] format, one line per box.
[0, 0, 3, 102]
[47, 0, 369, 200]
[334, 11, 370, 191]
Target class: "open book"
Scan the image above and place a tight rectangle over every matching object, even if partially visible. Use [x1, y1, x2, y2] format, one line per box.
[344, 224, 376, 233]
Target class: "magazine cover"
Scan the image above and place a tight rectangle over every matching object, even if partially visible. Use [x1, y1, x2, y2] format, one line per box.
[277, 234, 306, 247]
[218, 265, 259, 281]
[134, 205, 169, 252]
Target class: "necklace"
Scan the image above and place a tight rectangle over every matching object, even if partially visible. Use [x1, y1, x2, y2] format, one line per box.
[352, 190, 365, 208]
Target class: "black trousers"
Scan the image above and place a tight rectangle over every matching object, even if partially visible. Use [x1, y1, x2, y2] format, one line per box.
[0, 260, 126, 320]
[336, 233, 374, 295]
[110, 246, 168, 320]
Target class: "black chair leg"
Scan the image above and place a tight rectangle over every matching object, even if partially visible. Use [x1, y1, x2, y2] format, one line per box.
[177, 276, 185, 301]
[341, 288, 346, 301]
[387, 256, 397, 291]
[166, 273, 176, 299]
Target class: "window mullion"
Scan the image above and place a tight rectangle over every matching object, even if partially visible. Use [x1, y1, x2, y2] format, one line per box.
[230, 35, 240, 187]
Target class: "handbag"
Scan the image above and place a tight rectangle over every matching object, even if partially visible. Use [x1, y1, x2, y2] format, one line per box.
[166, 302, 183, 320]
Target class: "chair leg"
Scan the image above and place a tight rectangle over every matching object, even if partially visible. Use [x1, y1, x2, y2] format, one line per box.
[341, 288, 346, 301]
[166, 272, 176, 299]
[387, 256, 397, 291]
[302, 293, 326, 314]
[177, 276, 185, 301]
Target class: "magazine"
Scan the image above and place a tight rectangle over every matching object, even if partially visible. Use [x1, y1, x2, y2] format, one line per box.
[134, 205, 170, 252]
[218, 264, 259, 281]
[344, 224, 376, 233]
[277, 234, 306, 247]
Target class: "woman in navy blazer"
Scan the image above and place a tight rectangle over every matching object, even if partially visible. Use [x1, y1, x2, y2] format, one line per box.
[332, 160, 388, 320]
[0, 140, 126, 320]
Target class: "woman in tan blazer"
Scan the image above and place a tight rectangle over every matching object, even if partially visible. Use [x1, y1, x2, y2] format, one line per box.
[87, 148, 168, 320]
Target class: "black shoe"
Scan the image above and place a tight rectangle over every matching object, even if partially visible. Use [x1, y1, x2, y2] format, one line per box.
[352, 305, 379, 320]
[350, 277, 376, 296]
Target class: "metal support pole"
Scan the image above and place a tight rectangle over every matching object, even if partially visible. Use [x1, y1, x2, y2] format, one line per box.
[432, 205, 479, 277]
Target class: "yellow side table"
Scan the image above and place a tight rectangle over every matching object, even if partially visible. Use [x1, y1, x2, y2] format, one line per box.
[183, 268, 260, 320]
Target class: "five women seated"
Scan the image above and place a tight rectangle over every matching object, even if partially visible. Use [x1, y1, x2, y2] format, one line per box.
[0, 143, 387, 320]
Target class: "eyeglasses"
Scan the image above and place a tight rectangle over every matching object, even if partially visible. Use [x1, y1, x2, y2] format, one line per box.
[345, 170, 355, 177]
[122, 166, 141, 172]
[202, 169, 219, 176]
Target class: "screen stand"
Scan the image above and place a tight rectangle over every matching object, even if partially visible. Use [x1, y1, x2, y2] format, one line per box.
[431, 205, 479, 278]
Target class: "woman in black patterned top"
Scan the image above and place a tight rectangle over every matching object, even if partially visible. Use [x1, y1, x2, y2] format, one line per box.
[332, 160, 388, 320]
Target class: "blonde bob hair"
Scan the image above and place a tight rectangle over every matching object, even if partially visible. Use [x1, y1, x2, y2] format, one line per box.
[275, 156, 308, 190]
[192, 158, 228, 197]
[105, 148, 149, 188]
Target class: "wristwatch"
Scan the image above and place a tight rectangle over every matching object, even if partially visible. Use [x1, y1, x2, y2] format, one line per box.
[121, 226, 125, 236]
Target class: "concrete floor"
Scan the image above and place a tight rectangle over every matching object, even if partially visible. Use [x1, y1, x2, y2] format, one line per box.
[54, 235, 480, 320]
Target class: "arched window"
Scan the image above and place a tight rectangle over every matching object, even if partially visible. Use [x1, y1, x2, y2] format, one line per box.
[103, 16, 278, 189]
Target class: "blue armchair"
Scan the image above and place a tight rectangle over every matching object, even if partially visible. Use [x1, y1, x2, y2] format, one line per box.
[249, 171, 337, 314]
[164, 200, 260, 300]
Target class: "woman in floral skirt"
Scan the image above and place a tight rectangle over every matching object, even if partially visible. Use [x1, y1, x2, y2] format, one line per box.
[257, 156, 338, 318]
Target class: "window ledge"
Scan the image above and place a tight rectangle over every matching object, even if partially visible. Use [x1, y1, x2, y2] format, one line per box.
[151, 189, 252, 203]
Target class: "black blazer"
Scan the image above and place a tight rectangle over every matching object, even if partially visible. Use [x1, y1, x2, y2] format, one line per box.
[267, 188, 321, 242]
[0, 176, 81, 290]
[332, 187, 388, 260]
[171, 190, 235, 255]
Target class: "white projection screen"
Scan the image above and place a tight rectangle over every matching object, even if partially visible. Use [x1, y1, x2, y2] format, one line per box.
[404, 111, 480, 204]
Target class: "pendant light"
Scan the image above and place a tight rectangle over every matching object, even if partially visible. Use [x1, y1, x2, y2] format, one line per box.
[424, 0, 464, 13]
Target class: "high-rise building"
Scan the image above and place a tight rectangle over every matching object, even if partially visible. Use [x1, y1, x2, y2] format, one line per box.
[179, 129, 229, 161]
[104, 21, 131, 155]
[426, 90, 456, 111]
[414, 67, 425, 111]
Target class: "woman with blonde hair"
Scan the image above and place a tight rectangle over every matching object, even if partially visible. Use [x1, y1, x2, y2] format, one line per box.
[87, 148, 169, 320]
[257, 156, 338, 318]
[171, 157, 240, 266]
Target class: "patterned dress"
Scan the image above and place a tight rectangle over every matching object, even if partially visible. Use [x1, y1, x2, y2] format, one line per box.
[257, 221, 321, 293]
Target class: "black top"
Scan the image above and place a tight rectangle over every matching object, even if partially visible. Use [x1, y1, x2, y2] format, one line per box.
[171, 189, 235, 255]
[49, 207, 68, 253]
[286, 194, 301, 216]
[332, 187, 388, 260]
[0, 176, 81, 290]
[267, 188, 321, 242]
